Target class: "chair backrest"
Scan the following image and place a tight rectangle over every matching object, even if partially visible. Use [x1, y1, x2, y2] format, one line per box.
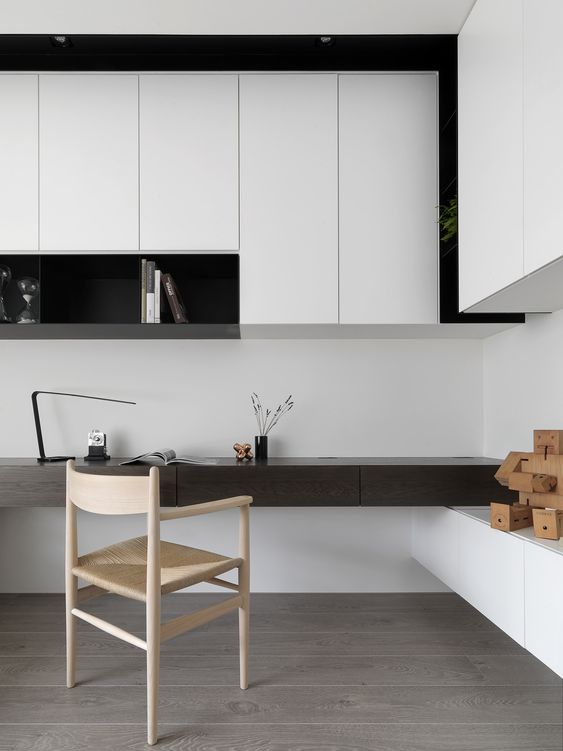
[66, 459, 159, 515]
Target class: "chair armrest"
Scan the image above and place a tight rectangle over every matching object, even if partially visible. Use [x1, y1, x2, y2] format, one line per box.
[160, 495, 253, 521]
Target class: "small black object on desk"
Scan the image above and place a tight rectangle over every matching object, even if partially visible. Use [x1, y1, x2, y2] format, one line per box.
[32, 391, 136, 463]
[84, 429, 110, 462]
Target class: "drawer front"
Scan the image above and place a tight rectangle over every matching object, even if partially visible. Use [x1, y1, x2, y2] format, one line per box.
[0, 465, 176, 507]
[361, 465, 513, 506]
[178, 465, 359, 507]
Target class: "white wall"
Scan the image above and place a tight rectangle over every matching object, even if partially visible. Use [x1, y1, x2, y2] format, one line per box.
[1, 339, 483, 458]
[0, 338, 482, 592]
[484, 312, 563, 458]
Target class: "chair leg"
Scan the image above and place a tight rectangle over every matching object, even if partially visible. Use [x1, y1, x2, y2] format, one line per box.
[65, 575, 77, 688]
[147, 639, 160, 745]
[238, 504, 250, 690]
[239, 598, 249, 690]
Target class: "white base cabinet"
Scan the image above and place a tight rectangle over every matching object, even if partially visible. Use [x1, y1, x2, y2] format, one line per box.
[411, 507, 459, 591]
[457, 515, 525, 645]
[413, 507, 563, 674]
[524, 543, 563, 677]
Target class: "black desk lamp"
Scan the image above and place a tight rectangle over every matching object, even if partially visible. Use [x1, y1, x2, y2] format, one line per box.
[32, 391, 136, 463]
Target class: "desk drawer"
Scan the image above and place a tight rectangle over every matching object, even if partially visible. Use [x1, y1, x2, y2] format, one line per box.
[178, 465, 359, 507]
[0, 465, 176, 507]
[360, 465, 511, 507]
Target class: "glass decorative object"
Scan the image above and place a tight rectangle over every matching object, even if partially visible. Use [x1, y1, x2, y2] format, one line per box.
[15, 277, 39, 324]
[0, 264, 11, 322]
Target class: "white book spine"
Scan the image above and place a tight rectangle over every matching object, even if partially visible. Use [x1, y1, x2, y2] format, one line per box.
[146, 294, 155, 323]
[154, 269, 161, 324]
[146, 261, 155, 324]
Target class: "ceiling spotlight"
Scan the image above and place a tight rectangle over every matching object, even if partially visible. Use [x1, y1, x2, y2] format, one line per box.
[315, 36, 335, 48]
[49, 35, 73, 48]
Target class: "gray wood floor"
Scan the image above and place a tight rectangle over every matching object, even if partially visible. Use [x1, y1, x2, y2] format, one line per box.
[0, 592, 561, 750]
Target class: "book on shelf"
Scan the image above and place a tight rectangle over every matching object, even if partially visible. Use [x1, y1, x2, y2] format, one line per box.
[120, 449, 217, 466]
[161, 272, 189, 323]
[141, 258, 147, 323]
[154, 269, 161, 324]
[146, 261, 156, 323]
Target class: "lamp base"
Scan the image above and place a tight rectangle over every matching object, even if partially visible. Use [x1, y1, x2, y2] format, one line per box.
[37, 456, 75, 463]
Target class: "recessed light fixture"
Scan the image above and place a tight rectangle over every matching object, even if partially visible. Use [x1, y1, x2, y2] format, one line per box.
[49, 35, 73, 48]
[315, 36, 335, 48]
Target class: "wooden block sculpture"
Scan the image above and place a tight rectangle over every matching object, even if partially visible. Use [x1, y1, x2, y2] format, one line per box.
[492, 430, 563, 539]
[490, 502, 532, 532]
[233, 442, 253, 461]
[532, 508, 563, 540]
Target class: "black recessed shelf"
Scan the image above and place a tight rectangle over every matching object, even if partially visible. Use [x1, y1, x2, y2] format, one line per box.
[0, 253, 240, 339]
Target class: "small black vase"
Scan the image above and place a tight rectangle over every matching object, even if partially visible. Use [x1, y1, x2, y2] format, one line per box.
[254, 435, 268, 461]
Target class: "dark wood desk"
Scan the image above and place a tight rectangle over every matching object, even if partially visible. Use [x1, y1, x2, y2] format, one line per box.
[0, 457, 512, 508]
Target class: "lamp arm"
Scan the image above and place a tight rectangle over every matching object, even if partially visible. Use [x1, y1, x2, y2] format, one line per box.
[31, 391, 136, 463]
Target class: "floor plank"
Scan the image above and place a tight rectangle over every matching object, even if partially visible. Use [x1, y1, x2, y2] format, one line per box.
[0, 629, 527, 656]
[0, 685, 560, 724]
[0, 592, 478, 614]
[0, 724, 561, 751]
[0, 607, 502, 633]
[0, 653, 557, 687]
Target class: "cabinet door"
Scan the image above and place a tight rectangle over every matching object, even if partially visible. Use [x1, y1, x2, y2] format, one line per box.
[239, 74, 338, 324]
[39, 75, 138, 251]
[524, 543, 563, 678]
[339, 74, 438, 324]
[140, 74, 238, 251]
[411, 507, 459, 590]
[458, 0, 524, 311]
[523, 0, 563, 274]
[0, 75, 38, 251]
[457, 515, 525, 645]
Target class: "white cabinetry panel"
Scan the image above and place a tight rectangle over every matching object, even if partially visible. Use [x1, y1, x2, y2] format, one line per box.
[458, 0, 524, 311]
[457, 515, 525, 645]
[523, 0, 563, 274]
[524, 542, 563, 677]
[412, 507, 459, 590]
[339, 74, 438, 324]
[239, 74, 338, 324]
[0, 75, 38, 251]
[140, 74, 239, 251]
[39, 75, 138, 251]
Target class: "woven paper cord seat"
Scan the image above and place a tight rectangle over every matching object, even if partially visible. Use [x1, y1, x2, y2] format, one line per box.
[73, 536, 242, 602]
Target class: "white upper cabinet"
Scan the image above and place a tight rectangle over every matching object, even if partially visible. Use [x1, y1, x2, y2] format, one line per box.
[139, 74, 239, 251]
[523, 0, 563, 274]
[339, 74, 438, 324]
[458, 0, 524, 312]
[39, 75, 138, 251]
[239, 74, 338, 324]
[0, 75, 38, 251]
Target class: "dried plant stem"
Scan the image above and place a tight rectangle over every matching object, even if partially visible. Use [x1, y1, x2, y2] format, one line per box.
[252, 393, 294, 436]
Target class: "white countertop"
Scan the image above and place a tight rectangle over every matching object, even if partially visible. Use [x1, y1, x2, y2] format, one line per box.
[450, 506, 563, 557]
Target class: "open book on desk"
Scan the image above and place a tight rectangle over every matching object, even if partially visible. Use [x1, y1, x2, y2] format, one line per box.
[120, 450, 217, 466]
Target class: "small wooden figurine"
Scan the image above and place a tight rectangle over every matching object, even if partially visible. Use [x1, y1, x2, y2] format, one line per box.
[233, 442, 253, 461]
[493, 430, 563, 537]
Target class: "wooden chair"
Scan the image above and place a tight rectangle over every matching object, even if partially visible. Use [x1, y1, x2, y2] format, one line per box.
[65, 459, 252, 745]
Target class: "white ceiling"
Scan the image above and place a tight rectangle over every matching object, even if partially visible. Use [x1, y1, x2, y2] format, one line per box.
[0, 0, 477, 35]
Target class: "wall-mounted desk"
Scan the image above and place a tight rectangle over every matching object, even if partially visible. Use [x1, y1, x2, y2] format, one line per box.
[0, 457, 512, 508]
